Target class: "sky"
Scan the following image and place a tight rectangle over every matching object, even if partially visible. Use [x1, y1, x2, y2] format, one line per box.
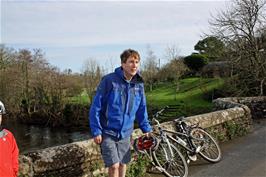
[1, 0, 230, 73]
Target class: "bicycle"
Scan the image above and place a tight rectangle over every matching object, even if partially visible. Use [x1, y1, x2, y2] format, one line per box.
[133, 107, 188, 177]
[169, 116, 222, 163]
[154, 105, 222, 164]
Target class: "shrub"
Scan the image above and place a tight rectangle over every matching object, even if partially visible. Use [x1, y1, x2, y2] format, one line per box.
[184, 54, 208, 72]
[126, 154, 150, 177]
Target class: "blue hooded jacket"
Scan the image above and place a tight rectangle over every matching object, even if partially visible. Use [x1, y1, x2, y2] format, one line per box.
[89, 67, 152, 139]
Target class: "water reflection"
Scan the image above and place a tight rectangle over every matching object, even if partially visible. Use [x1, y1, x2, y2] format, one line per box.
[2, 119, 91, 154]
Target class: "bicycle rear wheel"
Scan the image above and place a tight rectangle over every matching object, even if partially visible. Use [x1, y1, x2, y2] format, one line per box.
[190, 128, 222, 163]
[152, 142, 188, 177]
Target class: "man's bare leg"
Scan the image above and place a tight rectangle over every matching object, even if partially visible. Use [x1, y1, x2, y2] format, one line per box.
[119, 163, 127, 177]
[108, 163, 119, 177]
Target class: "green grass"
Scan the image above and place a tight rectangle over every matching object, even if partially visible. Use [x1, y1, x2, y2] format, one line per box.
[66, 89, 90, 105]
[146, 77, 224, 119]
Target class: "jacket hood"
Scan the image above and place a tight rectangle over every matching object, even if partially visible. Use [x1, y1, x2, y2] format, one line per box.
[114, 67, 143, 83]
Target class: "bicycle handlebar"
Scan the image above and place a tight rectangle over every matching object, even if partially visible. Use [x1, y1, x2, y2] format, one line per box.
[152, 117, 160, 126]
[151, 106, 187, 128]
[152, 106, 169, 119]
[150, 106, 169, 127]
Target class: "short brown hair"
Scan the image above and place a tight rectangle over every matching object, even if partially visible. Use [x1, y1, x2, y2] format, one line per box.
[120, 49, 140, 63]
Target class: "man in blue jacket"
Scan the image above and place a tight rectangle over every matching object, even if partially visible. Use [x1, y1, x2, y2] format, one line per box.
[89, 49, 152, 177]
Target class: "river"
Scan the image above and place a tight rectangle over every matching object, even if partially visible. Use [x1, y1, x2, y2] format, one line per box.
[2, 119, 91, 154]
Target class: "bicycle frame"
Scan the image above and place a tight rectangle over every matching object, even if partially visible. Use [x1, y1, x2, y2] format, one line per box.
[156, 122, 206, 155]
[164, 129, 196, 153]
[152, 118, 178, 162]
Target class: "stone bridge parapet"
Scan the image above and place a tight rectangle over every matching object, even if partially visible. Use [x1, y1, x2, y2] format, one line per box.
[18, 96, 265, 177]
[214, 96, 266, 119]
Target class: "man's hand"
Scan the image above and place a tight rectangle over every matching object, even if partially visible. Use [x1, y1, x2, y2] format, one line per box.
[93, 135, 102, 145]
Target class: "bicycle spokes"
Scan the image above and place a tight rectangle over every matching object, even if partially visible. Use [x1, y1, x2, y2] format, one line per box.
[190, 128, 222, 163]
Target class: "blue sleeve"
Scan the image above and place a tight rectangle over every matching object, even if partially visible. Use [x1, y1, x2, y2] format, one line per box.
[89, 77, 107, 137]
[136, 86, 152, 133]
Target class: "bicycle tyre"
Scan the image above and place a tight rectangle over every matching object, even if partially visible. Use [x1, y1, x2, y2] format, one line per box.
[152, 142, 188, 177]
[190, 127, 222, 163]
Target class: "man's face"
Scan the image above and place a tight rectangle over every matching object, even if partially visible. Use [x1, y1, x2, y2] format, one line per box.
[122, 56, 139, 80]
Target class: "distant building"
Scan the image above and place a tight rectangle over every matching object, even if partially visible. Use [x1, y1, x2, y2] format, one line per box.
[201, 61, 231, 78]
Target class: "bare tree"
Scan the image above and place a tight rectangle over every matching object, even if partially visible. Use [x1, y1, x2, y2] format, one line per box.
[108, 55, 115, 73]
[18, 49, 33, 113]
[82, 58, 102, 103]
[142, 45, 158, 91]
[0, 46, 90, 125]
[157, 58, 188, 82]
[164, 44, 181, 62]
[163, 44, 186, 99]
[210, 0, 266, 96]
[0, 45, 18, 110]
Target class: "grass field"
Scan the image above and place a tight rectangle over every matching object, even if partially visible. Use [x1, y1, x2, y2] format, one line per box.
[146, 77, 224, 119]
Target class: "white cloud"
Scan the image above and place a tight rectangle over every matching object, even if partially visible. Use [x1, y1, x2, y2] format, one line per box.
[2, 1, 226, 45]
[1, 0, 229, 72]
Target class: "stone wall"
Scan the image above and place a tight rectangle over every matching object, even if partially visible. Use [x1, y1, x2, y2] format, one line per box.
[214, 96, 266, 119]
[19, 140, 104, 177]
[18, 96, 265, 177]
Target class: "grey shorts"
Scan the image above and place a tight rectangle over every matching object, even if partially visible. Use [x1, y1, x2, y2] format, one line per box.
[100, 134, 131, 167]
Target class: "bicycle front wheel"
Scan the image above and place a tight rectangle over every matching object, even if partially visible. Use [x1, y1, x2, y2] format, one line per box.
[190, 127, 222, 163]
[152, 142, 188, 177]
